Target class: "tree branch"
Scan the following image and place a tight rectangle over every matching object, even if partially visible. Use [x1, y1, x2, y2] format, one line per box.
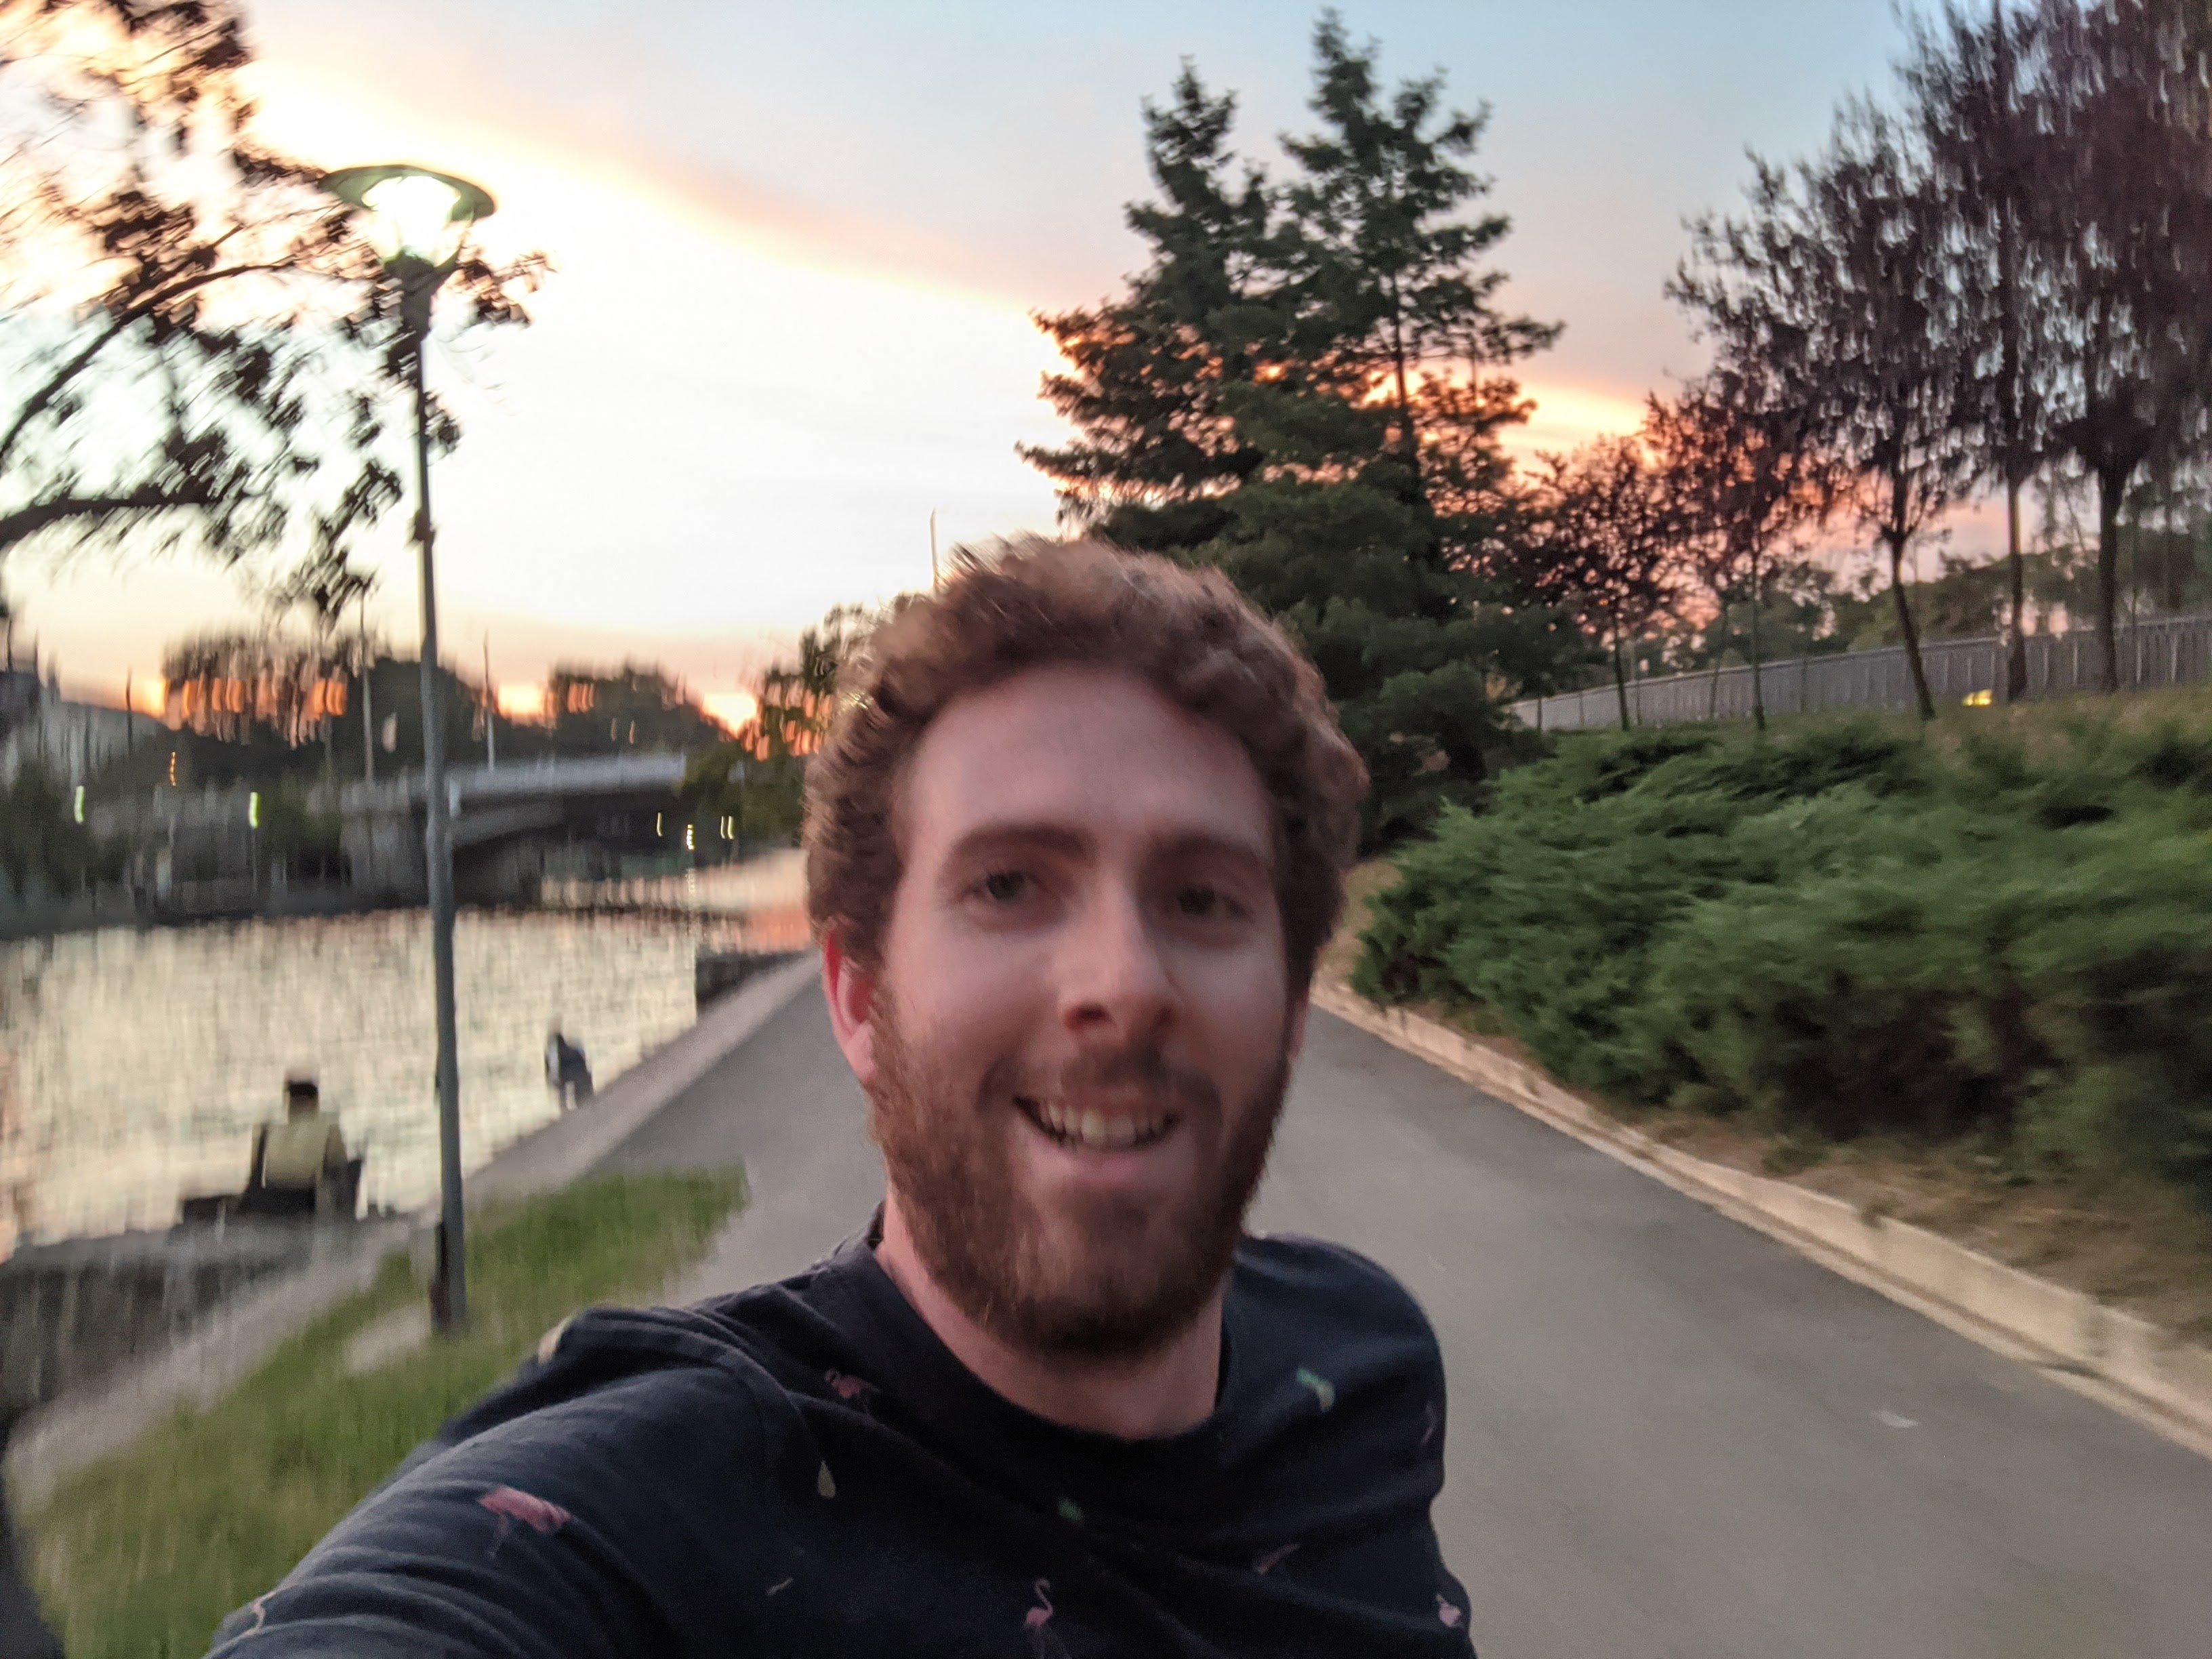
[0, 482, 218, 557]
[0, 256, 300, 478]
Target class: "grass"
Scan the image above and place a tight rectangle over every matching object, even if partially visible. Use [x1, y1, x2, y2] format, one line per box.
[28, 1170, 745, 1659]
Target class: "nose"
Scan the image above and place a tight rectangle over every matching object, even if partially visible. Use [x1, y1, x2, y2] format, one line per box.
[1057, 880, 1174, 1046]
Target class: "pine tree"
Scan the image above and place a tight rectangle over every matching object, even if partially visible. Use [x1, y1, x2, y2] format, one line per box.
[1274, 12, 1558, 535]
[1022, 67, 1276, 550]
[1024, 14, 1575, 842]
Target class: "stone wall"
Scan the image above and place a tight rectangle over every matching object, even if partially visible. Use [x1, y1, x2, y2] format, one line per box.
[0, 1226, 326, 1416]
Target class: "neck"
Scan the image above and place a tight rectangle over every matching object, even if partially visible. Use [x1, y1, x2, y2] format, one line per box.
[874, 1193, 1223, 1440]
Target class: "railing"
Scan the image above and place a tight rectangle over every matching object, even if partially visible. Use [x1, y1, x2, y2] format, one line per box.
[339, 752, 688, 813]
[1508, 611, 2212, 733]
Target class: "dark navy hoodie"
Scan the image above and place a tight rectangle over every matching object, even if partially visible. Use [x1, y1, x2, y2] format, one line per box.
[208, 1221, 1475, 1656]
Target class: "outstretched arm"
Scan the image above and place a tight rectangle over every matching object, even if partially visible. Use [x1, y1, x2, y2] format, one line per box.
[206, 1369, 771, 1658]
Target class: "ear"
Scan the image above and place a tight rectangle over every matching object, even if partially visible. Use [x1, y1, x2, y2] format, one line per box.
[1286, 990, 1310, 1063]
[821, 928, 881, 1088]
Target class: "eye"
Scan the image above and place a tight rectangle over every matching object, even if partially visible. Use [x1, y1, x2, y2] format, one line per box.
[977, 869, 1033, 905]
[1174, 883, 1245, 922]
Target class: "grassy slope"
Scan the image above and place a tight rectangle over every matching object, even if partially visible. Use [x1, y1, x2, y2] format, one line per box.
[1325, 687, 2212, 1341]
[31, 1170, 744, 1659]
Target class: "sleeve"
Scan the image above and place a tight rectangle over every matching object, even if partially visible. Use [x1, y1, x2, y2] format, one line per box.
[204, 1368, 775, 1658]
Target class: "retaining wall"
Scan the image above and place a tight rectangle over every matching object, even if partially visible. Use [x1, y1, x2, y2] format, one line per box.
[0, 1226, 335, 1417]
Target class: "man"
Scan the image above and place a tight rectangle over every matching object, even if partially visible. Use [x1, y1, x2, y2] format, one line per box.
[545, 1026, 594, 1111]
[210, 541, 1474, 1654]
[242, 1076, 350, 1218]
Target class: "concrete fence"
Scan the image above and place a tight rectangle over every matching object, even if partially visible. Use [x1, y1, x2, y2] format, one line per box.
[1509, 611, 2212, 733]
[0, 1227, 335, 1418]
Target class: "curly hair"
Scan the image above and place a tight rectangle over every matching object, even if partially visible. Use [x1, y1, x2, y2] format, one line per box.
[803, 537, 1369, 992]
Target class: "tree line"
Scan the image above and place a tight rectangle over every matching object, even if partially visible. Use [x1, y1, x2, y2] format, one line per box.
[1027, 4, 2212, 830]
[1656, 0, 2212, 724]
[141, 630, 731, 790]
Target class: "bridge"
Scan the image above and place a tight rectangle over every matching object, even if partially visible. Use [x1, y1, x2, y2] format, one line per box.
[340, 752, 692, 903]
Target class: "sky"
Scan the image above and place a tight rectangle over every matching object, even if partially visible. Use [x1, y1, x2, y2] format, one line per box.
[13, 0, 1975, 713]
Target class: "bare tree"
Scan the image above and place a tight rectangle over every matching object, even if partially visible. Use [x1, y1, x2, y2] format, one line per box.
[2022, 0, 2212, 691]
[1643, 369, 1832, 732]
[1523, 437, 1685, 730]
[1905, 1, 2061, 699]
[1673, 108, 1975, 722]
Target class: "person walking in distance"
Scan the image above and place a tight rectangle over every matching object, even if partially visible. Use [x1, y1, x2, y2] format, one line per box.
[544, 1027, 593, 1111]
[209, 540, 1475, 1654]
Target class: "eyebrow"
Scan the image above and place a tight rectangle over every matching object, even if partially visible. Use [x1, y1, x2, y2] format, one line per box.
[941, 821, 1273, 879]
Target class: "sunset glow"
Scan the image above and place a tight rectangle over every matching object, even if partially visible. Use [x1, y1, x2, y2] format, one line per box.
[496, 683, 548, 722]
[702, 690, 760, 735]
[1506, 382, 1652, 459]
[9, 1, 1932, 702]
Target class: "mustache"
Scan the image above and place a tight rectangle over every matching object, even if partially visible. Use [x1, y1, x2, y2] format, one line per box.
[1000, 1045, 1221, 1113]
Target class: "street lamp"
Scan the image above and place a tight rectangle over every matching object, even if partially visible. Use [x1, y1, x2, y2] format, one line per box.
[322, 162, 495, 1335]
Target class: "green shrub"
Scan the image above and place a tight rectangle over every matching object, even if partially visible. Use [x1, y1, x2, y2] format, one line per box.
[1357, 709, 2212, 1204]
[1999, 824, 2212, 1195]
[1633, 844, 2024, 1139]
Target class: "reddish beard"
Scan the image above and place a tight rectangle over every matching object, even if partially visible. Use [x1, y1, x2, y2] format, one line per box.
[867, 999, 1290, 1364]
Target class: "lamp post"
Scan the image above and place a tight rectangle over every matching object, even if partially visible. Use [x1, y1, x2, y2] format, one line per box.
[321, 163, 495, 1334]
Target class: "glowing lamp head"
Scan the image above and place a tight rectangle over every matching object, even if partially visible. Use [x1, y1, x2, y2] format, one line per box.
[363, 173, 466, 264]
[321, 164, 496, 270]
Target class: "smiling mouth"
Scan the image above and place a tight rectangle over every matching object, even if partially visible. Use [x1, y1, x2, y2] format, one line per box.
[1015, 1094, 1179, 1152]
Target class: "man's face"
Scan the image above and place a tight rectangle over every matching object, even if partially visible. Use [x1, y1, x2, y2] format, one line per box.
[830, 663, 1303, 1362]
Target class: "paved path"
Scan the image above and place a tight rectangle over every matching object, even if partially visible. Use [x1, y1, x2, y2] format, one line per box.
[596, 982, 2212, 1659]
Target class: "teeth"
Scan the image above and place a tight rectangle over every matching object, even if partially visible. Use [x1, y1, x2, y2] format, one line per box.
[1025, 1098, 1170, 1150]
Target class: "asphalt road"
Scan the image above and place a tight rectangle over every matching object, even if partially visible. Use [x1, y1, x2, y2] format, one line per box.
[597, 982, 2212, 1659]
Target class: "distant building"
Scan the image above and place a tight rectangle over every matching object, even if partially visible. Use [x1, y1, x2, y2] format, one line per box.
[0, 671, 165, 788]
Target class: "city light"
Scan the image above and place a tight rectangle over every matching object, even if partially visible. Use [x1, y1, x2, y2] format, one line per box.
[247, 792, 260, 830]
[72, 785, 84, 823]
